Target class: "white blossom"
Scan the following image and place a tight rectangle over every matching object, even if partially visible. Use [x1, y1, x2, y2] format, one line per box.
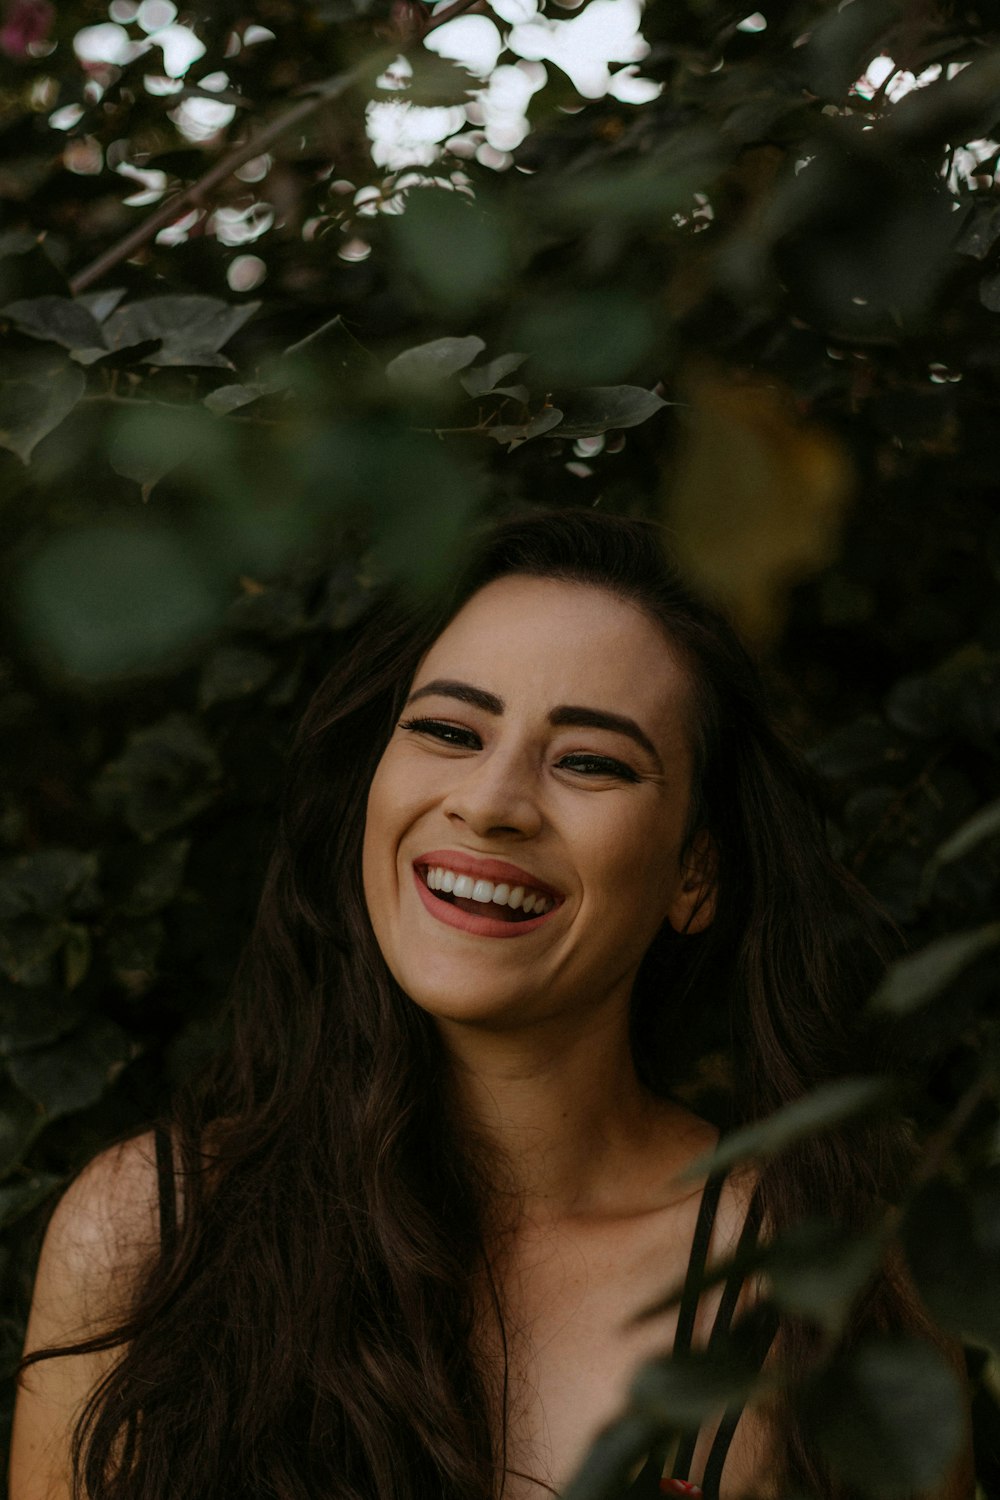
[423, 15, 503, 79]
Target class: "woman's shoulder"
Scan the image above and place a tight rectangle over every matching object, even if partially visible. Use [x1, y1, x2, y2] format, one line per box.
[29, 1130, 166, 1337]
[9, 1132, 168, 1500]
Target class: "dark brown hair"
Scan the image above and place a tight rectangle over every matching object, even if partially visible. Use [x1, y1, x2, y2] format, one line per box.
[23, 508, 914, 1498]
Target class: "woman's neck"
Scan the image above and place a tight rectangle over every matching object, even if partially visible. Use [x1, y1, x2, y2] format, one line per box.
[438, 999, 685, 1225]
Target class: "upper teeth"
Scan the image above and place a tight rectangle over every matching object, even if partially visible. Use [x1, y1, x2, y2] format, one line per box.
[424, 867, 554, 915]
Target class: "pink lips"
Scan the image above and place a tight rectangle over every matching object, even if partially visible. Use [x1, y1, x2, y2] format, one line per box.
[411, 850, 563, 939]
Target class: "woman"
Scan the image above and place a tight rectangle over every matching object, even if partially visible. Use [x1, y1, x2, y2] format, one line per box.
[10, 509, 962, 1500]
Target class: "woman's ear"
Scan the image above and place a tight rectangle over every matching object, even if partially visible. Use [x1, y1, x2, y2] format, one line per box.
[667, 829, 717, 935]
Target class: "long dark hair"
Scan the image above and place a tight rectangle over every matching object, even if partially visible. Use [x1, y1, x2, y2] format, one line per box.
[24, 508, 916, 1499]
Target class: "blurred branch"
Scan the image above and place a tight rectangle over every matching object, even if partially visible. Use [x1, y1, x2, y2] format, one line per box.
[68, 0, 481, 296]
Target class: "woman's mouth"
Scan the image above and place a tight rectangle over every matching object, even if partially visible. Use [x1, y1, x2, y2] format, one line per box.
[412, 861, 562, 937]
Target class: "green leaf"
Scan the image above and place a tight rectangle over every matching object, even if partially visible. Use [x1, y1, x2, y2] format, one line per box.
[16, 522, 224, 679]
[0, 346, 85, 464]
[0, 1084, 44, 1178]
[799, 0, 901, 99]
[545, 145, 721, 224]
[225, 584, 307, 639]
[0, 983, 86, 1056]
[460, 351, 527, 399]
[903, 1179, 1000, 1352]
[804, 1337, 965, 1498]
[62, 922, 91, 990]
[561, 1412, 662, 1500]
[76, 287, 126, 323]
[203, 382, 272, 416]
[6, 1018, 132, 1121]
[765, 1221, 883, 1334]
[980, 272, 1000, 314]
[629, 1346, 761, 1428]
[0, 849, 100, 923]
[385, 335, 485, 388]
[109, 838, 191, 918]
[103, 295, 260, 368]
[554, 386, 669, 438]
[109, 401, 239, 500]
[106, 916, 164, 983]
[2, 295, 105, 352]
[0, 1172, 62, 1229]
[0, 918, 65, 986]
[807, 716, 906, 779]
[92, 713, 221, 841]
[280, 314, 380, 389]
[511, 293, 655, 387]
[484, 405, 564, 449]
[872, 923, 1000, 1014]
[933, 798, 1000, 868]
[389, 189, 510, 313]
[955, 203, 1000, 260]
[686, 1078, 891, 1178]
[199, 643, 276, 708]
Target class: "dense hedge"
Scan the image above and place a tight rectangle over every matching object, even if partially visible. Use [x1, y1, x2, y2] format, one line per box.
[1, 0, 999, 1494]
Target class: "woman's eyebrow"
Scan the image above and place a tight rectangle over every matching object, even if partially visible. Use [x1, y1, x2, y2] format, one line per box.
[405, 679, 504, 714]
[406, 682, 661, 768]
[549, 705, 662, 767]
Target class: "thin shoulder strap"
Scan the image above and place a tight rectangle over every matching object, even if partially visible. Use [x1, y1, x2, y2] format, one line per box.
[700, 1304, 780, 1496]
[628, 1172, 729, 1495]
[670, 1182, 766, 1488]
[673, 1170, 726, 1358]
[706, 1185, 765, 1352]
[153, 1123, 178, 1258]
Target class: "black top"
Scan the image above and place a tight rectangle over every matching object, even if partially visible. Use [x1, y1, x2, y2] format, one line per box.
[152, 1128, 775, 1499]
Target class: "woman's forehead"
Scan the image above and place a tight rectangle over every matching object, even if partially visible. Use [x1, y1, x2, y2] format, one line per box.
[415, 576, 693, 742]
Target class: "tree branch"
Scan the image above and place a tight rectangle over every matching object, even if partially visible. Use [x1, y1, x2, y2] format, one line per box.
[68, 0, 483, 296]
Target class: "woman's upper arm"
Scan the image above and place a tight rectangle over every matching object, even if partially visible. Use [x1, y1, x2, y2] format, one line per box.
[8, 1132, 163, 1500]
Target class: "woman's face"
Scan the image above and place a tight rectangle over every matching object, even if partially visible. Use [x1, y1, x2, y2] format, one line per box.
[361, 576, 713, 1035]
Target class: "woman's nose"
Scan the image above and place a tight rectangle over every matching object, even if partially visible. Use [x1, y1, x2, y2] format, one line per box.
[441, 750, 543, 839]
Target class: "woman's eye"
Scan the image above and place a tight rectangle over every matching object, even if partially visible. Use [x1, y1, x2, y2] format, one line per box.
[558, 754, 639, 783]
[398, 717, 480, 749]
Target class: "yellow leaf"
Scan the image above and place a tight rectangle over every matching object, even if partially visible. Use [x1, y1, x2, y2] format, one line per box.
[664, 368, 853, 644]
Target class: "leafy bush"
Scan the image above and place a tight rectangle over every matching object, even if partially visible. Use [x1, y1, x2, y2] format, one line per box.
[1, 0, 999, 1493]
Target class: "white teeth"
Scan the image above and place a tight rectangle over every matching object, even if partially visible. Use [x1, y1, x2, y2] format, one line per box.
[422, 867, 555, 915]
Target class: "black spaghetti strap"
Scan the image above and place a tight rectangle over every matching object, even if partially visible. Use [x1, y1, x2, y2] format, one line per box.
[669, 1182, 766, 1489]
[706, 1186, 764, 1353]
[673, 1171, 726, 1358]
[153, 1124, 178, 1257]
[626, 1172, 729, 1496]
[700, 1305, 780, 1497]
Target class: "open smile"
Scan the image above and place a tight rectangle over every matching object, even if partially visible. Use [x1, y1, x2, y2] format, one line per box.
[412, 853, 563, 939]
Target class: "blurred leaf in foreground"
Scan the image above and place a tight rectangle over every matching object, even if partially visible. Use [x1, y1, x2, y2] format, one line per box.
[803, 1336, 966, 1498]
[15, 522, 224, 680]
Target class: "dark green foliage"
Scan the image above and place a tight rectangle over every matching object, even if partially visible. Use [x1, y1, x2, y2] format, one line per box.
[0, 0, 999, 1493]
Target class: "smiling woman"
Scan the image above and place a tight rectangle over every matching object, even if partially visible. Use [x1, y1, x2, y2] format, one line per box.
[9, 511, 966, 1500]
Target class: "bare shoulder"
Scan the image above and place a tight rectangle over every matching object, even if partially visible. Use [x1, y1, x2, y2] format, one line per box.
[8, 1131, 165, 1500]
[24, 1130, 166, 1342]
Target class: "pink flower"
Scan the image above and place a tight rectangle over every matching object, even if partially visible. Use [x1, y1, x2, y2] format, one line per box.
[0, 0, 55, 60]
